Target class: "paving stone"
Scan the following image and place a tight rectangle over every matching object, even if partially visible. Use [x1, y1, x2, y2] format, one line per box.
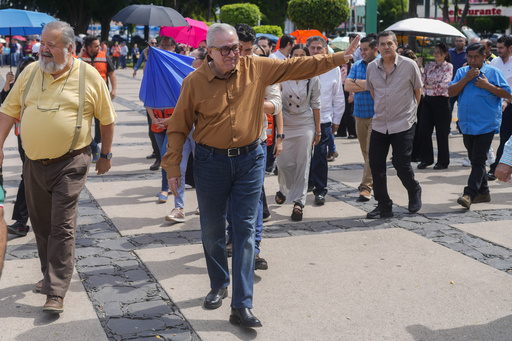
[433, 236, 461, 244]
[106, 317, 165, 335]
[157, 329, 193, 341]
[100, 250, 133, 260]
[115, 259, 141, 270]
[161, 314, 187, 327]
[475, 246, 512, 258]
[124, 300, 174, 317]
[93, 285, 158, 304]
[124, 269, 151, 282]
[77, 256, 113, 267]
[179, 230, 202, 241]
[484, 258, 512, 270]
[76, 247, 104, 258]
[79, 265, 117, 275]
[262, 231, 291, 238]
[460, 248, 486, 261]
[84, 274, 127, 289]
[289, 229, 317, 236]
[79, 205, 104, 216]
[97, 238, 134, 251]
[87, 230, 119, 240]
[75, 238, 96, 247]
[100, 301, 123, 316]
[77, 215, 105, 225]
[131, 234, 159, 246]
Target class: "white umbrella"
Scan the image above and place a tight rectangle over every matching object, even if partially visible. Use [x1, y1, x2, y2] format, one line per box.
[386, 18, 465, 38]
[330, 36, 350, 50]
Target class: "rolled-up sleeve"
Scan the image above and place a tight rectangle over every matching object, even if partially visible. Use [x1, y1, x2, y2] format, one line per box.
[265, 84, 282, 115]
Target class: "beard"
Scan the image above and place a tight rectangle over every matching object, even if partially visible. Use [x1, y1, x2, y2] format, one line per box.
[39, 48, 69, 74]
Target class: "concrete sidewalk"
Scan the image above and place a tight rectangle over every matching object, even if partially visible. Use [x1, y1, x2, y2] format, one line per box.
[1, 66, 512, 341]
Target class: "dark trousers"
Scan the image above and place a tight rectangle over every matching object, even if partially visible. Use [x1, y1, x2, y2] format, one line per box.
[369, 125, 420, 207]
[310, 122, 331, 196]
[146, 111, 160, 161]
[338, 91, 356, 137]
[12, 134, 28, 224]
[490, 104, 512, 174]
[24, 148, 91, 297]
[419, 95, 452, 167]
[463, 131, 495, 199]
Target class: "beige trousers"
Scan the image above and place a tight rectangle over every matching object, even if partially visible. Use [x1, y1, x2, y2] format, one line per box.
[355, 117, 373, 192]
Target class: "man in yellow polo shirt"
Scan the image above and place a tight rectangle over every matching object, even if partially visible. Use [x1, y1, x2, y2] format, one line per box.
[0, 21, 116, 313]
[0, 184, 6, 279]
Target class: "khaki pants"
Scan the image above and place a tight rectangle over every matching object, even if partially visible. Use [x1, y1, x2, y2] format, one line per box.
[24, 149, 91, 297]
[355, 117, 373, 192]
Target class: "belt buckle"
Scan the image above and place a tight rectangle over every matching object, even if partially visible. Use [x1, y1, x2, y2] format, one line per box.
[227, 147, 240, 157]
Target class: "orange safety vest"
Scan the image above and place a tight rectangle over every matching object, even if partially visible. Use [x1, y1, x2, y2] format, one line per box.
[151, 109, 174, 133]
[266, 114, 274, 146]
[81, 51, 108, 82]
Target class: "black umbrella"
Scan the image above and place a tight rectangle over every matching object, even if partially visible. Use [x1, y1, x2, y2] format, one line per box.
[112, 4, 188, 27]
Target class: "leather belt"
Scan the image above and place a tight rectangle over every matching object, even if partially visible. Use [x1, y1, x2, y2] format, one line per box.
[37, 147, 88, 166]
[198, 140, 259, 157]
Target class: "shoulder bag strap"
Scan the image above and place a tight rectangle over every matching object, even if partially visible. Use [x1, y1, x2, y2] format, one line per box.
[19, 65, 39, 123]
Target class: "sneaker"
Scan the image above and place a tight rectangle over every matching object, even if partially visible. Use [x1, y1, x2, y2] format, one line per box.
[473, 193, 491, 203]
[487, 147, 495, 165]
[357, 189, 371, 202]
[462, 158, 471, 167]
[35, 279, 43, 293]
[262, 213, 271, 222]
[43, 295, 64, 314]
[327, 151, 339, 162]
[457, 195, 472, 209]
[165, 208, 185, 223]
[7, 221, 29, 236]
[314, 194, 325, 205]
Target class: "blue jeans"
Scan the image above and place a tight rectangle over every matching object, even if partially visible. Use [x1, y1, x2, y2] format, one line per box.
[193, 143, 264, 308]
[154, 131, 169, 192]
[226, 141, 266, 253]
[328, 131, 336, 154]
[175, 135, 195, 208]
[310, 122, 331, 196]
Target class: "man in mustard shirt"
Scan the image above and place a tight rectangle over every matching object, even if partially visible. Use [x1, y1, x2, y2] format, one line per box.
[0, 184, 6, 279]
[163, 23, 359, 328]
[0, 21, 116, 313]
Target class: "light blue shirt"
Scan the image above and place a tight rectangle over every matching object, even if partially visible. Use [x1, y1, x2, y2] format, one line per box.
[450, 63, 511, 135]
[501, 135, 512, 167]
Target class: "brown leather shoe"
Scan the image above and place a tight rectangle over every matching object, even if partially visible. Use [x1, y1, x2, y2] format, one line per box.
[457, 195, 472, 209]
[35, 280, 43, 293]
[43, 295, 64, 313]
[473, 193, 491, 204]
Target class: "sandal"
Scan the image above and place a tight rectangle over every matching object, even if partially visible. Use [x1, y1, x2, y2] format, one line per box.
[275, 191, 286, 205]
[291, 202, 303, 221]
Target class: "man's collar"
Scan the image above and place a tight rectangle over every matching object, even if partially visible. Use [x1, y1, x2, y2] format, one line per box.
[204, 54, 239, 81]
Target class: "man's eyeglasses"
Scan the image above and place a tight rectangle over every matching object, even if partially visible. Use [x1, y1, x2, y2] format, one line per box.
[211, 44, 242, 56]
[149, 41, 157, 45]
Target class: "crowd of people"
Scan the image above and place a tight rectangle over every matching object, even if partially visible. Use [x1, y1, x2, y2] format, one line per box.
[0, 19, 512, 331]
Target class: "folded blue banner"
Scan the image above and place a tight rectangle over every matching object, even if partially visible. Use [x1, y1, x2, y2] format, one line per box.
[139, 47, 195, 109]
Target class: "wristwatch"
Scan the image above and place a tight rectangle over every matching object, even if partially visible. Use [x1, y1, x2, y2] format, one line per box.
[276, 134, 285, 140]
[100, 152, 113, 160]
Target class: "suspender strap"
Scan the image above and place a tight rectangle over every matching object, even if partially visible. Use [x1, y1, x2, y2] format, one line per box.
[20, 65, 39, 122]
[69, 61, 87, 152]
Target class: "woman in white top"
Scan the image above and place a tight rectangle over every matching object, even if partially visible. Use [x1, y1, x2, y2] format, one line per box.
[275, 44, 322, 221]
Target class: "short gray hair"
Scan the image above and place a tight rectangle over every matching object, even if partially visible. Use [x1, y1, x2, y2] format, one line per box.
[43, 21, 75, 51]
[207, 23, 237, 47]
[306, 36, 327, 48]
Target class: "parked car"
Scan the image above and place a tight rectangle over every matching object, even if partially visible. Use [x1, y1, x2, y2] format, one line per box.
[489, 33, 503, 46]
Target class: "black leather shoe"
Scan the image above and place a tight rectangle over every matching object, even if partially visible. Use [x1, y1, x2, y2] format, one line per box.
[149, 159, 161, 171]
[488, 172, 497, 181]
[408, 186, 422, 213]
[204, 288, 228, 309]
[146, 153, 157, 159]
[417, 162, 432, 169]
[229, 308, 262, 328]
[366, 205, 393, 219]
[433, 163, 448, 170]
[255, 254, 268, 270]
[314, 194, 325, 205]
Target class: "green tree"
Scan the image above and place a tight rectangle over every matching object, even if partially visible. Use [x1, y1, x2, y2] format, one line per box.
[288, 0, 349, 34]
[220, 3, 262, 26]
[253, 25, 283, 36]
[378, 0, 407, 31]
[252, 0, 289, 27]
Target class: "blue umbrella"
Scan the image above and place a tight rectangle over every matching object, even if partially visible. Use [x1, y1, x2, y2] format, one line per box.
[256, 33, 279, 43]
[0, 9, 56, 35]
[139, 47, 195, 109]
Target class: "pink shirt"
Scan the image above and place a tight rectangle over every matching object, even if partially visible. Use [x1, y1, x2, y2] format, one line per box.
[422, 61, 452, 97]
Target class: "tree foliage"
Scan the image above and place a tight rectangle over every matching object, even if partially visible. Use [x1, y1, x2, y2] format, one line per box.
[253, 25, 283, 36]
[220, 3, 261, 26]
[287, 0, 349, 34]
[378, 0, 407, 31]
[251, 0, 289, 27]
[466, 15, 510, 33]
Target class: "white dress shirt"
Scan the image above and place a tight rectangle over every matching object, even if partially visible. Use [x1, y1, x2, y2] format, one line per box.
[318, 67, 345, 124]
[490, 57, 512, 87]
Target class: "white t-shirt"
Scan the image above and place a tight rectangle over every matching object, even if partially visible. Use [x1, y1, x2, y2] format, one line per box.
[490, 57, 512, 87]
[32, 42, 40, 54]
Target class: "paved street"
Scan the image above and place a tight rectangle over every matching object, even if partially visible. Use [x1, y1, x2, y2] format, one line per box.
[1, 65, 512, 341]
